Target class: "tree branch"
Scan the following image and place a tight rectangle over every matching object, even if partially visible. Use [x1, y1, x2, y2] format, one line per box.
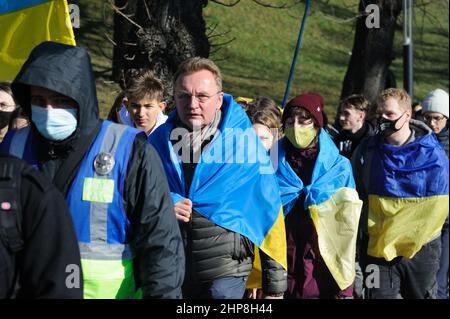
[210, 0, 241, 7]
[252, 0, 288, 9]
[109, 0, 143, 30]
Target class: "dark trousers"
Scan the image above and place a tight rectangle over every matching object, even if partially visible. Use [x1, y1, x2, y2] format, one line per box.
[362, 238, 441, 299]
[437, 223, 449, 299]
[182, 276, 248, 299]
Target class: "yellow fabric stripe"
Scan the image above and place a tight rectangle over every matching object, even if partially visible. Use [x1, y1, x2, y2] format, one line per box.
[245, 247, 262, 289]
[309, 187, 362, 290]
[81, 259, 141, 299]
[260, 206, 288, 270]
[0, 0, 75, 81]
[368, 195, 449, 261]
[247, 206, 287, 289]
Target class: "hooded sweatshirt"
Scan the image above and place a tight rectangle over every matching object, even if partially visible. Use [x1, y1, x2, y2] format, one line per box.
[10, 42, 184, 299]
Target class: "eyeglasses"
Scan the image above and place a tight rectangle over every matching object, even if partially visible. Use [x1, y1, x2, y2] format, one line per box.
[175, 91, 221, 103]
[424, 114, 447, 123]
[0, 102, 16, 111]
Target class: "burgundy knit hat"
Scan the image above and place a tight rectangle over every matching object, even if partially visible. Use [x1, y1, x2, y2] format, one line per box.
[286, 93, 325, 128]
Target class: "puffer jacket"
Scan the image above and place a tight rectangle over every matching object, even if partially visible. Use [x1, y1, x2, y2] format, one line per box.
[181, 161, 287, 296]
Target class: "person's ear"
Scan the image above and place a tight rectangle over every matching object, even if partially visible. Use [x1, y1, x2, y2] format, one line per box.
[359, 110, 366, 121]
[159, 101, 167, 112]
[217, 92, 224, 110]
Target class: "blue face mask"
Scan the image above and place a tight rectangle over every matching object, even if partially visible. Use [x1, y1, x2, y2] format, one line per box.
[31, 105, 78, 141]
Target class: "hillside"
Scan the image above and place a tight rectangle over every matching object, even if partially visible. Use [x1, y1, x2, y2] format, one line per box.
[74, 0, 449, 119]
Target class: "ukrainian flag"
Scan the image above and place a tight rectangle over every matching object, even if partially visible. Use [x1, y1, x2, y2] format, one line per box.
[149, 94, 287, 275]
[367, 134, 449, 261]
[0, 0, 75, 81]
[276, 130, 362, 290]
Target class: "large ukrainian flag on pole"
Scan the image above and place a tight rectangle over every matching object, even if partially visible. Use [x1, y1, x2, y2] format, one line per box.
[149, 94, 287, 273]
[0, 0, 75, 81]
[367, 134, 449, 261]
[276, 130, 362, 290]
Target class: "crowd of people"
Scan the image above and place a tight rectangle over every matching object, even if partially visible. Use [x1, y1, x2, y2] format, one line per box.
[0, 41, 448, 299]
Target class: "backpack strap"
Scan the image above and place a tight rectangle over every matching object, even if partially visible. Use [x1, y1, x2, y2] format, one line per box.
[0, 156, 24, 253]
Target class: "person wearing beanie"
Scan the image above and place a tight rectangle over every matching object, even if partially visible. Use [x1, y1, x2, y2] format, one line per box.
[276, 92, 362, 299]
[422, 88, 449, 154]
[422, 88, 449, 299]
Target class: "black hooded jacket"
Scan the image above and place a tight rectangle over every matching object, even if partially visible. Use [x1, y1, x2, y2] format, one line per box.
[11, 42, 184, 298]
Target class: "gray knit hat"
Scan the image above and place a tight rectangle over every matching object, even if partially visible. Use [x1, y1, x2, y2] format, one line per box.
[422, 89, 449, 118]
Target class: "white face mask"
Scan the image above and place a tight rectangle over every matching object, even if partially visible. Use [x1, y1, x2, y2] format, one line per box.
[31, 105, 78, 141]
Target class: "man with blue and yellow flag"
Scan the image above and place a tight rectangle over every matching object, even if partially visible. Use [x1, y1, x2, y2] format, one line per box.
[149, 57, 287, 299]
[0, 41, 184, 299]
[275, 93, 362, 299]
[0, 0, 75, 81]
[352, 88, 449, 299]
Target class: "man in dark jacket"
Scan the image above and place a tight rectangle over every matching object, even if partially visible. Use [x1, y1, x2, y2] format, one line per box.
[351, 88, 448, 299]
[0, 42, 184, 299]
[0, 155, 82, 298]
[149, 57, 287, 299]
[330, 94, 375, 159]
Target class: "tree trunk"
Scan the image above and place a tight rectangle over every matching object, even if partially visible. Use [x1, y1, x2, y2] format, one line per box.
[341, 0, 402, 107]
[112, 0, 210, 101]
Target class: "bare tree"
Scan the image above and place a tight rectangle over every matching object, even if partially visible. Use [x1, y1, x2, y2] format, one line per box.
[340, 0, 403, 107]
[112, 0, 210, 100]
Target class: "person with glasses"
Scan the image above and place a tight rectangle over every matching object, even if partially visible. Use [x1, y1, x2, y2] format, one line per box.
[351, 88, 448, 299]
[422, 88, 449, 299]
[149, 57, 287, 299]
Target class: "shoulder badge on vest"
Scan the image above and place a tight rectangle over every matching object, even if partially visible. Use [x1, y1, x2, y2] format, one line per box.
[94, 152, 115, 175]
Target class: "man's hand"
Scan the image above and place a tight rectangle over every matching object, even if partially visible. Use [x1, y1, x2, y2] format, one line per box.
[174, 198, 192, 223]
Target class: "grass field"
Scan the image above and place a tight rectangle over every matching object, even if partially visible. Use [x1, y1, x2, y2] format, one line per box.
[75, 0, 449, 119]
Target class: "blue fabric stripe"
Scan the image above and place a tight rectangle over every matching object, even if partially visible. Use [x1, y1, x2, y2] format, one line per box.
[370, 133, 449, 198]
[149, 94, 281, 247]
[0, 0, 50, 15]
[276, 130, 356, 215]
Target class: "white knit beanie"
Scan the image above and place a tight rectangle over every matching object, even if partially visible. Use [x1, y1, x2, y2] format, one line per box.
[422, 89, 449, 118]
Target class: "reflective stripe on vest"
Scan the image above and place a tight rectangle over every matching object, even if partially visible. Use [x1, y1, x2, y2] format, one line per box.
[66, 121, 141, 299]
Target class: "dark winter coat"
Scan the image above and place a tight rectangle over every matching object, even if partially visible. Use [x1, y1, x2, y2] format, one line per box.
[10, 42, 184, 298]
[0, 155, 82, 298]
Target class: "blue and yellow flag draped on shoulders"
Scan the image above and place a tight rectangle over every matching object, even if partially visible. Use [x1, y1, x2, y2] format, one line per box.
[0, 0, 75, 81]
[368, 133, 449, 261]
[276, 130, 362, 290]
[149, 94, 287, 275]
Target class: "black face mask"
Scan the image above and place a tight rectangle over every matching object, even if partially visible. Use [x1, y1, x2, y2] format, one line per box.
[377, 112, 406, 137]
[0, 111, 13, 129]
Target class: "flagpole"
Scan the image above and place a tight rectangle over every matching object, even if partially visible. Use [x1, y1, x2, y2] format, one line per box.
[281, 0, 311, 109]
